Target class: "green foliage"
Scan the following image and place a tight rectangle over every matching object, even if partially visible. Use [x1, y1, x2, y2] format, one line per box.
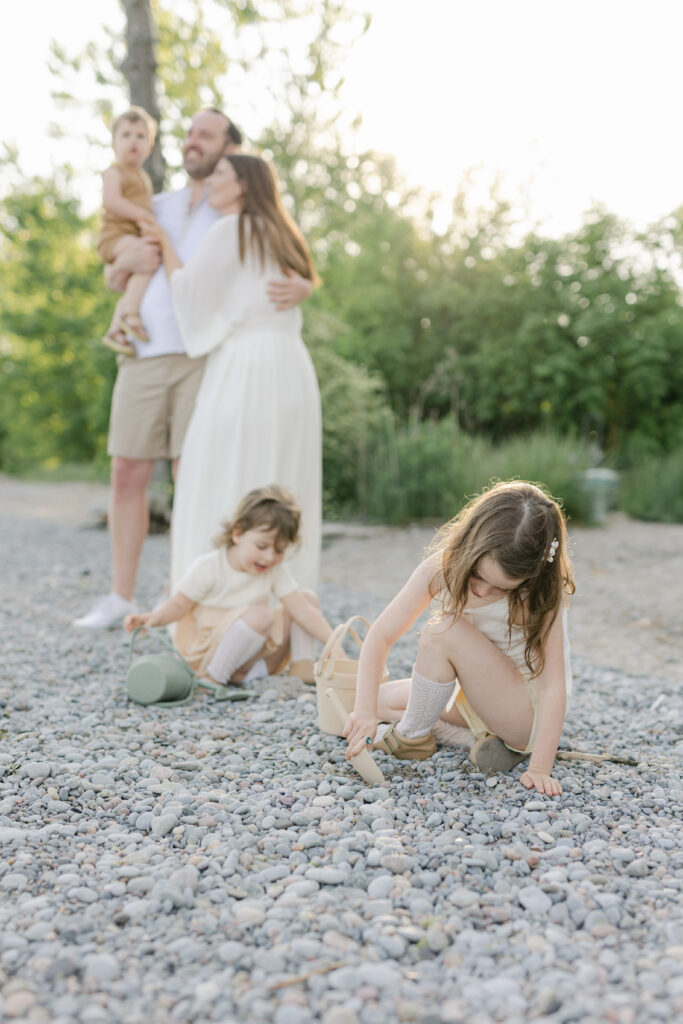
[364, 421, 595, 525]
[4, 1, 682, 529]
[305, 310, 393, 517]
[0, 165, 116, 472]
[620, 447, 683, 522]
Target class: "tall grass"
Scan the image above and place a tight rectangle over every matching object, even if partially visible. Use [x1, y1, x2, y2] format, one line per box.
[362, 418, 595, 524]
[620, 447, 683, 522]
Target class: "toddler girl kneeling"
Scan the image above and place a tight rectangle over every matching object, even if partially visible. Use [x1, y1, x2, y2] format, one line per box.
[124, 485, 332, 684]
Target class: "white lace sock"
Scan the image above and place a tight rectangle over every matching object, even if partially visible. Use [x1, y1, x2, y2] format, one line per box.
[290, 621, 318, 663]
[396, 666, 457, 738]
[207, 620, 265, 684]
[244, 658, 268, 682]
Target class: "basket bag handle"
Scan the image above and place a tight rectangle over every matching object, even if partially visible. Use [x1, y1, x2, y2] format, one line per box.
[316, 615, 371, 685]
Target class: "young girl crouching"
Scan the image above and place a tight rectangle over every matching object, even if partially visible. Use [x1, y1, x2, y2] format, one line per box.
[124, 485, 332, 685]
[343, 481, 574, 797]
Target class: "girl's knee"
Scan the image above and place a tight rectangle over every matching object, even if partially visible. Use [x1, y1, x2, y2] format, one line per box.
[418, 619, 452, 654]
[241, 605, 274, 634]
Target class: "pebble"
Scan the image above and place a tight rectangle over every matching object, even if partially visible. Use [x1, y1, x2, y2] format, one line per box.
[0, 514, 680, 1024]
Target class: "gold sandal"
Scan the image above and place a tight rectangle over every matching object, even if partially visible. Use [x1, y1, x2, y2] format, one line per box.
[120, 313, 149, 343]
[101, 327, 136, 357]
[373, 724, 436, 761]
[469, 735, 527, 772]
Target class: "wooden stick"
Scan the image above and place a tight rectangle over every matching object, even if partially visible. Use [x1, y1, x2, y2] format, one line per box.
[555, 750, 639, 766]
[268, 960, 350, 991]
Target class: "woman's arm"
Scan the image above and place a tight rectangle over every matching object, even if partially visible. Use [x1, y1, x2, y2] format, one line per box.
[520, 609, 567, 796]
[281, 591, 332, 645]
[102, 166, 156, 228]
[124, 592, 196, 632]
[343, 553, 439, 758]
[143, 223, 182, 277]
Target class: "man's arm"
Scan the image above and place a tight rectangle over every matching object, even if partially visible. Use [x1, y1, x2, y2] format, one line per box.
[266, 272, 314, 311]
[105, 237, 161, 293]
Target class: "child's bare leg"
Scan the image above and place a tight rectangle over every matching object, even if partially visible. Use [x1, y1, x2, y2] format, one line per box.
[232, 603, 294, 682]
[117, 272, 152, 341]
[288, 590, 322, 682]
[376, 679, 410, 722]
[207, 606, 273, 685]
[427, 615, 534, 751]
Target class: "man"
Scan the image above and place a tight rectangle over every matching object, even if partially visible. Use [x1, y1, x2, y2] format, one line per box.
[75, 109, 310, 628]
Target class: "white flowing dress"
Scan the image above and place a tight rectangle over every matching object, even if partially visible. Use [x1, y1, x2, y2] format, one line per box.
[169, 214, 322, 593]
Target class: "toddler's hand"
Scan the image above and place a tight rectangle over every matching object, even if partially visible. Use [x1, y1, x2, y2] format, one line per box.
[343, 710, 379, 760]
[520, 768, 562, 797]
[124, 612, 151, 634]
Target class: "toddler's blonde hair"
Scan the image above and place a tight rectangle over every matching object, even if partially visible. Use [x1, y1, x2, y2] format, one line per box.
[111, 106, 157, 144]
[215, 485, 301, 553]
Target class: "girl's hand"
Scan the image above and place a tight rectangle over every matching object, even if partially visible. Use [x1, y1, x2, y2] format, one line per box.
[520, 768, 562, 797]
[343, 710, 379, 760]
[124, 612, 152, 634]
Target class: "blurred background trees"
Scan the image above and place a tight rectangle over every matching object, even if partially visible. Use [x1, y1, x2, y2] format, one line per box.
[1, 0, 682, 521]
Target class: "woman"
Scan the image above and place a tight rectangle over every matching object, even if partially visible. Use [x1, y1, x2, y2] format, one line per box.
[148, 154, 322, 592]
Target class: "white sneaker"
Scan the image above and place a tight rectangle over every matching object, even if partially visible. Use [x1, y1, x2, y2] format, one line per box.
[73, 593, 136, 630]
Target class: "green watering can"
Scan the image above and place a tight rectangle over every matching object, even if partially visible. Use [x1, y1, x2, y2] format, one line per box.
[126, 628, 251, 706]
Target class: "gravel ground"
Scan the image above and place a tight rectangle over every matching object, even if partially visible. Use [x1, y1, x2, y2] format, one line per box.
[1, 506, 682, 1024]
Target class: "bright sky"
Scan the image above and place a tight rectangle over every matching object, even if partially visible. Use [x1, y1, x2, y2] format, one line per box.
[2, 0, 682, 235]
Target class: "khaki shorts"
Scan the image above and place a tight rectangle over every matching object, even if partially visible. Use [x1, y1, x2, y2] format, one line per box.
[107, 353, 206, 460]
[453, 677, 538, 754]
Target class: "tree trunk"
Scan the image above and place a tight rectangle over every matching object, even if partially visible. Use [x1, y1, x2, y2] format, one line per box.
[120, 0, 165, 192]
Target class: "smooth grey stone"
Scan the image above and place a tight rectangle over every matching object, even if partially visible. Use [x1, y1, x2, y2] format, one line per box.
[367, 875, 394, 899]
[151, 813, 178, 836]
[217, 940, 245, 964]
[626, 859, 650, 877]
[1, 872, 28, 891]
[83, 953, 120, 983]
[518, 885, 552, 914]
[305, 867, 347, 885]
[449, 888, 480, 908]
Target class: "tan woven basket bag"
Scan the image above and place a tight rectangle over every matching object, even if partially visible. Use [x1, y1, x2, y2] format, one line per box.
[314, 615, 387, 736]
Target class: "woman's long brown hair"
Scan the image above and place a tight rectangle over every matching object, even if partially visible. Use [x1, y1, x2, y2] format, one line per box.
[224, 154, 320, 285]
[431, 480, 575, 675]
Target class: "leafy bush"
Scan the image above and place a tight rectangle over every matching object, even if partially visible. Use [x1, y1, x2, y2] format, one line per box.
[620, 448, 683, 522]
[364, 419, 595, 524]
[306, 313, 393, 518]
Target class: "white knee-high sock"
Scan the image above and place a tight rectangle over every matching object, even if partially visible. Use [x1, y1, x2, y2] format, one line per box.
[207, 620, 265, 683]
[290, 622, 317, 663]
[396, 666, 456, 738]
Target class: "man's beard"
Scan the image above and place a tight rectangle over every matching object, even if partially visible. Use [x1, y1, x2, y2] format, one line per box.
[184, 151, 221, 180]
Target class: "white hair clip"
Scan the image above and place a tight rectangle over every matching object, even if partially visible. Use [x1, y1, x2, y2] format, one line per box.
[547, 538, 559, 563]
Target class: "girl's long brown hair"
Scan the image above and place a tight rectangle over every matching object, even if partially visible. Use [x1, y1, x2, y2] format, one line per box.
[431, 480, 575, 675]
[225, 154, 320, 285]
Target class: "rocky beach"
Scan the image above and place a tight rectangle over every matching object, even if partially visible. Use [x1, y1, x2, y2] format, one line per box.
[0, 477, 681, 1023]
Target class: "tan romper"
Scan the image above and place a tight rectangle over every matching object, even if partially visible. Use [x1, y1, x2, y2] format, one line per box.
[96, 163, 153, 263]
